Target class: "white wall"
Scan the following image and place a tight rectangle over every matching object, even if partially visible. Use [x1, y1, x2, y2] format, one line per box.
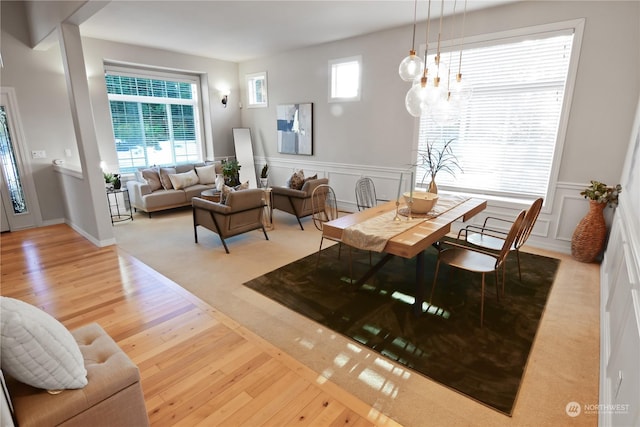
[0, 1, 242, 231]
[599, 97, 640, 427]
[238, 0, 640, 253]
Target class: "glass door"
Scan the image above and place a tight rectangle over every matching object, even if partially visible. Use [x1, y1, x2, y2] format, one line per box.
[0, 90, 38, 231]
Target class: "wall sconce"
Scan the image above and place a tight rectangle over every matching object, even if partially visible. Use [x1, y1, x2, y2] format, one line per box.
[219, 89, 230, 108]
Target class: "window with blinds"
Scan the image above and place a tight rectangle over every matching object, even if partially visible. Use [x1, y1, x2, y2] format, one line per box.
[105, 69, 203, 173]
[417, 27, 577, 200]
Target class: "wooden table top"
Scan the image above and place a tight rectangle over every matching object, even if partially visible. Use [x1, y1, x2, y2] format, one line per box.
[323, 197, 487, 259]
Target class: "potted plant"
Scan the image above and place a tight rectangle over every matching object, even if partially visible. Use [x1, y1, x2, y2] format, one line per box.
[222, 158, 241, 186]
[414, 138, 462, 194]
[260, 164, 269, 188]
[571, 180, 622, 263]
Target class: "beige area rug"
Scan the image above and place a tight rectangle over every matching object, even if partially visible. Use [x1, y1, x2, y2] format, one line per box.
[113, 207, 600, 427]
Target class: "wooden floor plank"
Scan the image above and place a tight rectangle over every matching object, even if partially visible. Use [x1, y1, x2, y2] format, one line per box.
[0, 224, 402, 427]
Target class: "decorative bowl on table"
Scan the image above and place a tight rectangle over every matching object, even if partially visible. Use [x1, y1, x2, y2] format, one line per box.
[403, 191, 439, 214]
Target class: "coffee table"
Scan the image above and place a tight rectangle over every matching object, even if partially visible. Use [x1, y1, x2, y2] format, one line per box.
[200, 189, 221, 203]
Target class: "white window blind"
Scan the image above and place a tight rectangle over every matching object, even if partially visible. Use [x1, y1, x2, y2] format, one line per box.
[417, 30, 575, 199]
[104, 68, 203, 173]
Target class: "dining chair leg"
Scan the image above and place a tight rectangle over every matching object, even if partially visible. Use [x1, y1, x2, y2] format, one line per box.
[494, 270, 500, 303]
[316, 237, 325, 269]
[515, 249, 522, 281]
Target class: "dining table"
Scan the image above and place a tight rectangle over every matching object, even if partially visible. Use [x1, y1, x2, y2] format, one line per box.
[322, 194, 487, 314]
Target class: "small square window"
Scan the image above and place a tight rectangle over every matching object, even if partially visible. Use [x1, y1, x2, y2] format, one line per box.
[329, 56, 361, 102]
[246, 72, 268, 108]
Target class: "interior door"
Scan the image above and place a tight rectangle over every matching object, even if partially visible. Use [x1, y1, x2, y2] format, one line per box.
[0, 89, 39, 231]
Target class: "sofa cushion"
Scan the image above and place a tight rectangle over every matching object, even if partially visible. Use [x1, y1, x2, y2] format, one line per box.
[169, 169, 200, 190]
[159, 167, 176, 190]
[287, 170, 305, 190]
[0, 297, 87, 390]
[195, 164, 217, 185]
[140, 167, 162, 192]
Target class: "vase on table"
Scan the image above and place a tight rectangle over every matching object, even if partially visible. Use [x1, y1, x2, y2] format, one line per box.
[428, 176, 438, 194]
[571, 200, 607, 263]
[112, 174, 121, 190]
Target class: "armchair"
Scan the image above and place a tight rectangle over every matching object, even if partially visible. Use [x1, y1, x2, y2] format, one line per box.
[271, 178, 329, 230]
[192, 189, 269, 253]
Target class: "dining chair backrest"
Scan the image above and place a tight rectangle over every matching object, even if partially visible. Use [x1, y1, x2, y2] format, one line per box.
[312, 184, 338, 231]
[355, 177, 377, 211]
[514, 197, 543, 250]
[496, 210, 527, 269]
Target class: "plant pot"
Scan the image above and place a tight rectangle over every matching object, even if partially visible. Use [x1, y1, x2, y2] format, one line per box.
[260, 178, 268, 188]
[571, 200, 607, 263]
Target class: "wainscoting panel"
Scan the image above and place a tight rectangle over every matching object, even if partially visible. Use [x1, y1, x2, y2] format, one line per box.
[256, 157, 607, 254]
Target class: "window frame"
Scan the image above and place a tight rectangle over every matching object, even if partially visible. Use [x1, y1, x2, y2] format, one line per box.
[246, 71, 268, 108]
[328, 56, 362, 102]
[104, 65, 206, 173]
[412, 19, 585, 209]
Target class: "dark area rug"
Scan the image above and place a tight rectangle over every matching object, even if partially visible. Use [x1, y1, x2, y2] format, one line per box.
[243, 243, 560, 415]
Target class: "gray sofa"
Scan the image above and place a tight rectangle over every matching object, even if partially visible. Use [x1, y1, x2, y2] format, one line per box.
[126, 162, 222, 217]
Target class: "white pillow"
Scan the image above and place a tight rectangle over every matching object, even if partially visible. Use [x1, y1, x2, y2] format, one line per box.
[168, 169, 200, 190]
[0, 297, 87, 390]
[195, 164, 216, 185]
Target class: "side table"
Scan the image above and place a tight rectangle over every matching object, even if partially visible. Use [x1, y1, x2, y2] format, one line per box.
[262, 187, 273, 230]
[106, 188, 133, 225]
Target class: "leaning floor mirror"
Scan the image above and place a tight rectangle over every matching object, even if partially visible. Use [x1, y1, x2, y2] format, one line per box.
[232, 128, 258, 188]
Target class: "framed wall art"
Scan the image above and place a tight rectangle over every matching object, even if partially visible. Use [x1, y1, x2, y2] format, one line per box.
[276, 103, 313, 155]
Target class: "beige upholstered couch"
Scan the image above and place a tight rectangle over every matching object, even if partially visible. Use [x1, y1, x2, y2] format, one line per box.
[271, 177, 329, 230]
[126, 161, 222, 217]
[2, 322, 149, 427]
[192, 189, 269, 253]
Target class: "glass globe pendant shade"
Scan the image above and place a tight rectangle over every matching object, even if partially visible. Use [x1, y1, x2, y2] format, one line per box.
[399, 50, 424, 82]
[449, 73, 473, 103]
[405, 78, 432, 118]
[430, 94, 461, 125]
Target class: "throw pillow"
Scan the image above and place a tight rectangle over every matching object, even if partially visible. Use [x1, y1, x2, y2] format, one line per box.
[140, 167, 162, 192]
[169, 169, 200, 190]
[0, 297, 87, 390]
[235, 181, 249, 191]
[159, 167, 176, 190]
[221, 184, 234, 204]
[288, 170, 305, 190]
[195, 164, 216, 185]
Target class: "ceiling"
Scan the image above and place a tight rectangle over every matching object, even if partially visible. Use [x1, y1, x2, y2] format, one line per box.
[79, 0, 518, 63]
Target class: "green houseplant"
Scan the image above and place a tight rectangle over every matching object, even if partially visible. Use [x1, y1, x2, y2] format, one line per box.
[222, 159, 241, 186]
[259, 164, 269, 188]
[415, 138, 462, 194]
[579, 180, 622, 207]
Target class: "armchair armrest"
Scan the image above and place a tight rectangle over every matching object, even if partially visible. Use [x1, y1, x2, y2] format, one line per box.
[192, 197, 231, 214]
[457, 224, 509, 240]
[441, 239, 499, 259]
[271, 186, 307, 198]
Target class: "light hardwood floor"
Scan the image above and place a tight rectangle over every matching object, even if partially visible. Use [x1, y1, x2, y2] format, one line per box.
[1, 224, 401, 427]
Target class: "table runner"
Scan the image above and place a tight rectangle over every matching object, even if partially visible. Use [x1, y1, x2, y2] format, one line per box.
[342, 194, 469, 252]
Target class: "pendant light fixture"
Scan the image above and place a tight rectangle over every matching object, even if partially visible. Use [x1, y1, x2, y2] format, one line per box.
[398, 0, 424, 82]
[402, 0, 472, 120]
